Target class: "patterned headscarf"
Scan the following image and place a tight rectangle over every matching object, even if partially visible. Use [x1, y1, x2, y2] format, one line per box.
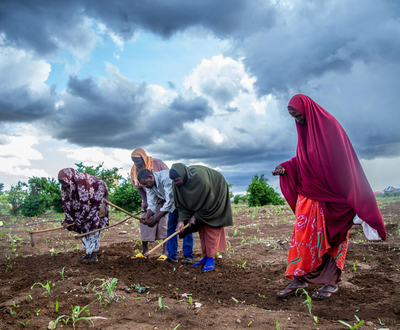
[130, 148, 154, 186]
[58, 168, 109, 234]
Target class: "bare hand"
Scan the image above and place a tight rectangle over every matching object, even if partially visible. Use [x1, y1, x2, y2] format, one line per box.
[188, 215, 197, 227]
[176, 221, 185, 233]
[146, 216, 159, 228]
[141, 202, 148, 212]
[272, 165, 286, 176]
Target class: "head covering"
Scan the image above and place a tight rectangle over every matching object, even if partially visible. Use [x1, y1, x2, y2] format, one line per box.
[280, 94, 386, 244]
[58, 168, 109, 234]
[171, 163, 233, 228]
[130, 148, 154, 186]
[169, 168, 180, 180]
[58, 168, 76, 185]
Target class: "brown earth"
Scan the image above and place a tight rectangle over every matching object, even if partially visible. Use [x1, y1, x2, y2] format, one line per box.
[0, 199, 399, 330]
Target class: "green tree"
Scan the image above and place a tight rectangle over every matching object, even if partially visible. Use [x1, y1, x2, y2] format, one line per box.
[75, 162, 121, 192]
[247, 174, 285, 207]
[20, 177, 63, 217]
[109, 177, 141, 213]
[0, 183, 4, 194]
[5, 181, 27, 216]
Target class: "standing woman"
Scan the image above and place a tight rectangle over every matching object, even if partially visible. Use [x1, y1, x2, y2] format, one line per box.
[130, 148, 169, 258]
[58, 168, 109, 262]
[273, 94, 386, 299]
[170, 163, 233, 272]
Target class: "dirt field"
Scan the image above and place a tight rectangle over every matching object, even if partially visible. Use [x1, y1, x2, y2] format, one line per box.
[1, 198, 399, 330]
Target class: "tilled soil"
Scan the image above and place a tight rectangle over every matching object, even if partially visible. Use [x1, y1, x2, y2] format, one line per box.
[1, 200, 399, 329]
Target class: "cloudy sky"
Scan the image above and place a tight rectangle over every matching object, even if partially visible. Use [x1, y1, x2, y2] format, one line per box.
[1, 0, 400, 194]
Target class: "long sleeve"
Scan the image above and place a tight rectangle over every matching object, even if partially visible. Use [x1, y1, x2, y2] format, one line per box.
[146, 187, 158, 214]
[159, 176, 174, 213]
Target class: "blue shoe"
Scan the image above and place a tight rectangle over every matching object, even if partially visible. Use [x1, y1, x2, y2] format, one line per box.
[193, 256, 207, 267]
[202, 265, 214, 272]
[202, 257, 215, 272]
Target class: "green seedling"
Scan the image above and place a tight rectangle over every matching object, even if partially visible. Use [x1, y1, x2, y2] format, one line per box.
[231, 297, 239, 304]
[6, 264, 12, 269]
[248, 321, 253, 326]
[11, 301, 19, 308]
[89, 278, 121, 307]
[55, 300, 59, 313]
[353, 263, 357, 273]
[276, 319, 280, 330]
[19, 320, 30, 327]
[173, 325, 180, 330]
[188, 296, 193, 306]
[10, 309, 17, 315]
[297, 288, 318, 325]
[36, 309, 41, 316]
[237, 261, 249, 269]
[51, 304, 107, 330]
[59, 267, 66, 280]
[31, 281, 55, 295]
[338, 315, 364, 329]
[157, 297, 170, 311]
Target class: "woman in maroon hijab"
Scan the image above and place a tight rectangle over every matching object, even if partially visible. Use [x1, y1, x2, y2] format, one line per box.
[273, 94, 386, 299]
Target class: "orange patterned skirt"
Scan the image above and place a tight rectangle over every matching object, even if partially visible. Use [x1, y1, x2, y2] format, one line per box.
[285, 194, 349, 280]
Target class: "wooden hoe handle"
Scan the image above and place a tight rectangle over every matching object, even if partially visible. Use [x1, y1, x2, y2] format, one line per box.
[28, 222, 75, 247]
[145, 223, 190, 257]
[73, 210, 141, 239]
[103, 199, 142, 221]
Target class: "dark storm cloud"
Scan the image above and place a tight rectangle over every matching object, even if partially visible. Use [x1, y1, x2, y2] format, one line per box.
[1, 0, 400, 170]
[48, 73, 212, 149]
[0, 0, 275, 56]
[0, 86, 54, 122]
[0, 0, 96, 57]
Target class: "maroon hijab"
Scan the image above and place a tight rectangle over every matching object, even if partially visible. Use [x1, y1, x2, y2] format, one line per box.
[280, 94, 386, 244]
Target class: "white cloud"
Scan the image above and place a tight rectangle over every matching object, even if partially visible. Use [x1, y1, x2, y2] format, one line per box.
[58, 146, 134, 178]
[0, 42, 51, 93]
[0, 134, 49, 179]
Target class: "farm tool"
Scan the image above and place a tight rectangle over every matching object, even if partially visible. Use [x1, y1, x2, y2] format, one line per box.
[143, 222, 190, 258]
[74, 199, 142, 239]
[28, 222, 75, 247]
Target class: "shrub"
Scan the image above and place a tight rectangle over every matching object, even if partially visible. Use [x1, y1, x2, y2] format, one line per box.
[247, 174, 285, 207]
[109, 178, 141, 213]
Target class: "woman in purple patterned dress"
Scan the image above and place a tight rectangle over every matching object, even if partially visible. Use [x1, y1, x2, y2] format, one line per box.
[58, 168, 109, 262]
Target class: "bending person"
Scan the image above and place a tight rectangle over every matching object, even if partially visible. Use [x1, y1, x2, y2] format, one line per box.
[273, 94, 386, 299]
[170, 163, 233, 272]
[138, 168, 193, 263]
[58, 168, 109, 262]
[131, 148, 169, 258]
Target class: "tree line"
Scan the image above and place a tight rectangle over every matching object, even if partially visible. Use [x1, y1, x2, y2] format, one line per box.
[0, 166, 284, 218]
[0, 163, 141, 218]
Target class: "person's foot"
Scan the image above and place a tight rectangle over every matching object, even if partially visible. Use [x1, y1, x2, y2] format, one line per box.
[89, 255, 98, 262]
[131, 253, 147, 259]
[165, 257, 178, 264]
[311, 285, 338, 299]
[157, 254, 168, 261]
[202, 257, 215, 272]
[80, 255, 91, 262]
[278, 278, 308, 297]
[182, 257, 193, 265]
[193, 256, 207, 267]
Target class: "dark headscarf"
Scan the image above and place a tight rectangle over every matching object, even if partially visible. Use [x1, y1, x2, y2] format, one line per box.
[171, 163, 233, 228]
[280, 94, 386, 245]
